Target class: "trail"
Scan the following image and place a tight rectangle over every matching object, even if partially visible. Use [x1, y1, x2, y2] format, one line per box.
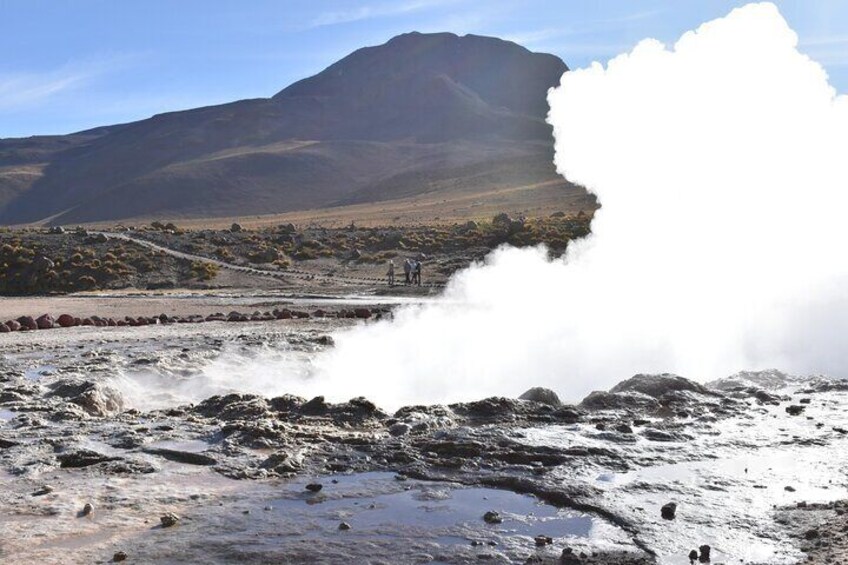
[100, 231, 445, 289]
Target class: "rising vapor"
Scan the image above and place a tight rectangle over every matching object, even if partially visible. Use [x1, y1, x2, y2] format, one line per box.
[204, 3, 848, 410]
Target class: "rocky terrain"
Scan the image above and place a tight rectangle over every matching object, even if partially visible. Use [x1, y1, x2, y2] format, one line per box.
[0, 212, 590, 297]
[1, 317, 846, 564]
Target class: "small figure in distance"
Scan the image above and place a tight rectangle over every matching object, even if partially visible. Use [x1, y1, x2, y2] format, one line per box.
[387, 260, 395, 286]
[413, 260, 422, 286]
[403, 258, 413, 285]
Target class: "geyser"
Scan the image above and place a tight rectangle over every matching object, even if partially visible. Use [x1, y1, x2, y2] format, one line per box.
[196, 2, 848, 411]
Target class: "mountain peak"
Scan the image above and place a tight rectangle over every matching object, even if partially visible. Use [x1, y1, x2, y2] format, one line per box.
[275, 31, 567, 119]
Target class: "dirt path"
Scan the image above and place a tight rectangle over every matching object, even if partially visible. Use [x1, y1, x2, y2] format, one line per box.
[102, 232, 445, 290]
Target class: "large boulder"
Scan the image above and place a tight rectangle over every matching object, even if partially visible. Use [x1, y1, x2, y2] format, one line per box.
[57, 314, 76, 328]
[610, 373, 712, 398]
[0, 323, 9, 333]
[36, 314, 55, 329]
[5, 320, 21, 331]
[16, 316, 38, 331]
[580, 390, 660, 411]
[519, 387, 562, 407]
[48, 380, 124, 417]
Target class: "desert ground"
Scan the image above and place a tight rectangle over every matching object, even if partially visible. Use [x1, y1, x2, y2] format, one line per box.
[2, 216, 847, 565]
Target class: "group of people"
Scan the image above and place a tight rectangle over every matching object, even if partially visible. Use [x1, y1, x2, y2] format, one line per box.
[387, 258, 423, 286]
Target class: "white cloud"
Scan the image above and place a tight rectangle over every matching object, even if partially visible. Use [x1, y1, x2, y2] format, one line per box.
[0, 55, 138, 112]
[310, 0, 454, 28]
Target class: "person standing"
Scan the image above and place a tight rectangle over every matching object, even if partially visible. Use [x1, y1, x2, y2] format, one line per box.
[413, 260, 422, 286]
[403, 259, 412, 285]
[387, 260, 395, 286]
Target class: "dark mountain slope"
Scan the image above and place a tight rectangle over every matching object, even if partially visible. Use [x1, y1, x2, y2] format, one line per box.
[0, 32, 572, 225]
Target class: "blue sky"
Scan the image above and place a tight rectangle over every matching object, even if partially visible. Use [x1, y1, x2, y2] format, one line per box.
[1, 0, 846, 138]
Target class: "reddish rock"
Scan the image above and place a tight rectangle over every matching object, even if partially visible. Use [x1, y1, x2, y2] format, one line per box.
[17, 316, 38, 331]
[81, 318, 94, 326]
[107, 319, 117, 326]
[57, 314, 76, 328]
[5, 320, 21, 331]
[36, 314, 55, 329]
[0, 323, 10, 333]
[354, 308, 372, 319]
[117, 320, 128, 327]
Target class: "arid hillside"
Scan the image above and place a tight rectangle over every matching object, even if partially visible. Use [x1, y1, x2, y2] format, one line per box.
[0, 32, 591, 227]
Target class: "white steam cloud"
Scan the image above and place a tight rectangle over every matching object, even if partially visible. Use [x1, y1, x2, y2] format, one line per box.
[171, 3, 847, 411]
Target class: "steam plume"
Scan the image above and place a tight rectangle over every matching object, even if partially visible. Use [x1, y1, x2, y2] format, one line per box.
[139, 3, 847, 411]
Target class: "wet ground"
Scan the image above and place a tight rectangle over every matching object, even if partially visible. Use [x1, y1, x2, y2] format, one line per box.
[2, 313, 847, 564]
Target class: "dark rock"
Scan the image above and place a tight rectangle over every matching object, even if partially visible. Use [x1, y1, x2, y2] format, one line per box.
[482, 511, 502, 524]
[354, 308, 371, 319]
[160, 512, 180, 527]
[58, 449, 119, 468]
[580, 390, 659, 411]
[195, 393, 269, 420]
[17, 316, 37, 331]
[518, 387, 562, 407]
[389, 422, 411, 436]
[143, 448, 216, 466]
[338, 521, 351, 531]
[804, 528, 819, 540]
[306, 483, 323, 492]
[786, 405, 805, 416]
[0, 323, 9, 333]
[534, 535, 553, 546]
[112, 552, 128, 562]
[699, 545, 711, 561]
[688, 549, 698, 561]
[661, 502, 677, 520]
[5, 320, 21, 331]
[610, 373, 712, 398]
[48, 380, 124, 416]
[35, 314, 55, 329]
[57, 314, 76, 327]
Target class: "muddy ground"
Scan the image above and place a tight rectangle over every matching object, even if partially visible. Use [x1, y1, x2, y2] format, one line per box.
[1, 306, 847, 564]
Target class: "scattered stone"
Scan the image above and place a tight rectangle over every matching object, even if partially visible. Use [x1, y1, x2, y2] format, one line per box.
[785, 486, 796, 492]
[32, 485, 54, 496]
[160, 512, 180, 528]
[81, 503, 94, 516]
[338, 521, 351, 531]
[112, 551, 128, 562]
[699, 545, 711, 561]
[804, 528, 819, 540]
[305, 483, 323, 493]
[688, 549, 699, 561]
[661, 502, 677, 520]
[534, 535, 553, 546]
[482, 511, 502, 524]
[786, 405, 806, 416]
